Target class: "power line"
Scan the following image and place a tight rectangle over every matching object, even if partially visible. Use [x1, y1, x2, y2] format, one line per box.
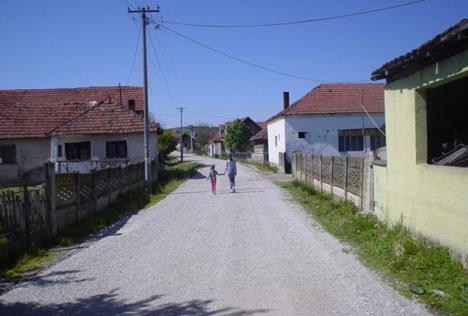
[125, 26, 141, 85]
[155, 0, 424, 28]
[148, 28, 178, 106]
[160, 24, 370, 83]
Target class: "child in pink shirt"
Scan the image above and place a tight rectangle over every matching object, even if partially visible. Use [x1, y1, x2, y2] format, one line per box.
[207, 165, 219, 194]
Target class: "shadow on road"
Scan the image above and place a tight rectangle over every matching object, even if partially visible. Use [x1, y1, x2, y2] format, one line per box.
[0, 289, 270, 315]
[17, 269, 94, 289]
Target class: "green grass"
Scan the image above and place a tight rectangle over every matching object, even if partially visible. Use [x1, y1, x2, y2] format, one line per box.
[283, 180, 468, 316]
[243, 160, 278, 173]
[1, 249, 52, 279]
[0, 161, 199, 280]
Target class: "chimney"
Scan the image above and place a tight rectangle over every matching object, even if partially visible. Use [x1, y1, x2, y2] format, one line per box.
[283, 91, 289, 110]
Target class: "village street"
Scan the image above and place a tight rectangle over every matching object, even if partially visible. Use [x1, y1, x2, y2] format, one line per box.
[0, 154, 430, 315]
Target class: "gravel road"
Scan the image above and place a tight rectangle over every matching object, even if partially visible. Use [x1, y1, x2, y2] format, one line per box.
[0, 154, 430, 315]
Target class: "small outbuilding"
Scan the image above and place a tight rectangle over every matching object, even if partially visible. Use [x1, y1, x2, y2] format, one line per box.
[371, 19, 468, 265]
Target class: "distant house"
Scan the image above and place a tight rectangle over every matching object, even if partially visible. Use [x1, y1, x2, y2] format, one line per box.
[0, 86, 145, 115]
[0, 100, 158, 186]
[250, 122, 268, 162]
[209, 117, 262, 156]
[370, 19, 468, 265]
[267, 87, 385, 166]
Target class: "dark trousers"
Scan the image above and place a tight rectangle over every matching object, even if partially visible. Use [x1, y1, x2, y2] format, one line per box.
[228, 174, 236, 189]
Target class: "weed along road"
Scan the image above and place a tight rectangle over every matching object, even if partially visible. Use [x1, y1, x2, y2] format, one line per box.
[0, 154, 430, 315]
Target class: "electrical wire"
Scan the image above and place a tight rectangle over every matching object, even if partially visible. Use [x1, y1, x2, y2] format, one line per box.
[125, 26, 141, 85]
[160, 24, 370, 83]
[148, 28, 179, 106]
[360, 102, 386, 136]
[155, 0, 424, 28]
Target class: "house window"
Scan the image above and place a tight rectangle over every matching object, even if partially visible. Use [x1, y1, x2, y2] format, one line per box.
[65, 142, 91, 160]
[106, 141, 127, 159]
[275, 136, 278, 147]
[128, 99, 136, 111]
[370, 135, 386, 151]
[0, 145, 16, 164]
[338, 129, 364, 152]
[57, 145, 63, 158]
[298, 132, 306, 139]
[426, 76, 468, 167]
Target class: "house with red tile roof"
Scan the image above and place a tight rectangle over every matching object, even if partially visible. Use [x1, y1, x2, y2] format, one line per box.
[209, 117, 262, 156]
[0, 100, 158, 186]
[267, 85, 385, 166]
[0, 86, 144, 115]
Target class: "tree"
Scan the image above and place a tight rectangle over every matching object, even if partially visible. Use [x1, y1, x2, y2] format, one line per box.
[157, 131, 178, 161]
[195, 123, 217, 150]
[224, 120, 252, 152]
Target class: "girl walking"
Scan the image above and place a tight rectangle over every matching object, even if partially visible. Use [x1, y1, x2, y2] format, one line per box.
[207, 165, 219, 194]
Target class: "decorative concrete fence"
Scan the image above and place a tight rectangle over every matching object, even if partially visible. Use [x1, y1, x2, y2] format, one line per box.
[0, 160, 158, 261]
[291, 152, 374, 211]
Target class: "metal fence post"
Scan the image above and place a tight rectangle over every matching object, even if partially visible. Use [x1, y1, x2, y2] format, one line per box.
[360, 158, 365, 211]
[45, 162, 57, 237]
[91, 169, 97, 214]
[344, 157, 349, 202]
[319, 156, 323, 193]
[74, 172, 80, 223]
[22, 180, 31, 251]
[107, 168, 112, 207]
[331, 156, 335, 196]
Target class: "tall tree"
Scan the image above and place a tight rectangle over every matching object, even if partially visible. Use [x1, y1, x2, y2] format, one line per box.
[224, 120, 252, 152]
[195, 123, 217, 150]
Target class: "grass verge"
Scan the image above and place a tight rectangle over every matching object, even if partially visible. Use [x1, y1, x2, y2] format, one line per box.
[0, 161, 199, 281]
[282, 180, 468, 316]
[243, 160, 278, 173]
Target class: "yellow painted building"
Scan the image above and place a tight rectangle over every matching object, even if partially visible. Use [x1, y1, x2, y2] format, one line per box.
[371, 19, 468, 266]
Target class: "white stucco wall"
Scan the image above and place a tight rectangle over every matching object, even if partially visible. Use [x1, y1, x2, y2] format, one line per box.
[0, 133, 159, 183]
[268, 113, 385, 163]
[53, 133, 158, 173]
[0, 138, 50, 185]
[267, 119, 286, 164]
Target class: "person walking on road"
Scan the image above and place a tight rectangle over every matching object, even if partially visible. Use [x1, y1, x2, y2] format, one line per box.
[225, 153, 237, 193]
[207, 165, 219, 194]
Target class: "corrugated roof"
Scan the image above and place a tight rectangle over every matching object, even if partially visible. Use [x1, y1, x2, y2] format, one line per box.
[371, 19, 468, 82]
[0, 101, 157, 139]
[267, 83, 384, 123]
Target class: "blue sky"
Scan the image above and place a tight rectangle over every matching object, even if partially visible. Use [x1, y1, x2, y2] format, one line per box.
[0, 0, 467, 128]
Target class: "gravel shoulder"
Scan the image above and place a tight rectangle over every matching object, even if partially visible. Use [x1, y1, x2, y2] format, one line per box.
[0, 154, 430, 315]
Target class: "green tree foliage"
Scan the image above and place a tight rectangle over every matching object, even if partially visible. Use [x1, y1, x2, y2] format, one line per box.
[224, 120, 252, 152]
[195, 124, 218, 150]
[157, 131, 178, 161]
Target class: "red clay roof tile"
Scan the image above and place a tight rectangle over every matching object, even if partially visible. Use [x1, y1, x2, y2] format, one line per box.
[267, 83, 384, 122]
[0, 102, 157, 139]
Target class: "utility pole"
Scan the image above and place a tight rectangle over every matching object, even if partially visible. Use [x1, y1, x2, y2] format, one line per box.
[128, 6, 159, 192]
[189, 125, 194, 152]
[177, 107, 187, 162]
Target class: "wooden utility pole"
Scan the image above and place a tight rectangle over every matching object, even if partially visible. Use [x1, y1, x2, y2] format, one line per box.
[128, 6, 159, 191]
[177, 107, 187, 162]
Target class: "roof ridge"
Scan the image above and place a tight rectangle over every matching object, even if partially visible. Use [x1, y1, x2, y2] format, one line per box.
[0, 86, 142, 92]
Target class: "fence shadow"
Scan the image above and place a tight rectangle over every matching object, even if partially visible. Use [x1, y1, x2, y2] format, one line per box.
[0, 289, 270, 315]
